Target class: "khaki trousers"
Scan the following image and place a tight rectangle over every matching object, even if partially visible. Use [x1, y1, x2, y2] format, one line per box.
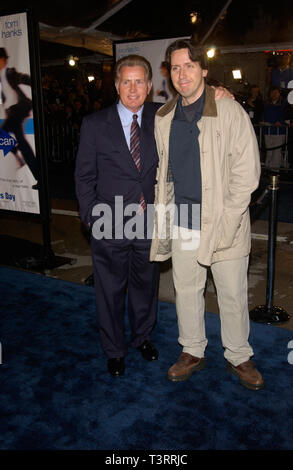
[171, 226, 254, 367]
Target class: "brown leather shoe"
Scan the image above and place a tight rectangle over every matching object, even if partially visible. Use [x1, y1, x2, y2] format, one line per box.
[167, 352, 206, 382]
[227, 360, 264, 390]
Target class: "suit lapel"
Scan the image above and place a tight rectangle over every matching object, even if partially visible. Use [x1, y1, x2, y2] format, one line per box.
[104, 103, 157, 176]
[106, 104, 129, 152]
[140, 103, 155, 175]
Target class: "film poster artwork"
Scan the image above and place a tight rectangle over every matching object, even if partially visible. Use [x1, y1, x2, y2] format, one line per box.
[0, 11, 40, 214]
[115, 37, 188, 105]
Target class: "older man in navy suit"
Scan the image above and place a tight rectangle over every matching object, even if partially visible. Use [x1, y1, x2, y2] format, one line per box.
[75, 55, 161, 376]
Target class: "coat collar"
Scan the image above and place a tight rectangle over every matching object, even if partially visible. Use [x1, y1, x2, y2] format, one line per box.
[156, 84, 217, 118]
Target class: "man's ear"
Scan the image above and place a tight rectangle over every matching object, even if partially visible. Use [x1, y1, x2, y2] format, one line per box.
[203, 69, 208, 78]
[147, 81, 153, 95]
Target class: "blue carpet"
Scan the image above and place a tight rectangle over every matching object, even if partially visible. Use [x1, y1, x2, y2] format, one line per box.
[0, 266, 293, 451]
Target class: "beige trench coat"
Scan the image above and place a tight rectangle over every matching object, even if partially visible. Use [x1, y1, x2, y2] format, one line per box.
[149, 85, 261, 267]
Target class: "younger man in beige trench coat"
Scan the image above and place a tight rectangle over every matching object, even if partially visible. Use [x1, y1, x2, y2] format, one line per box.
[150, 39, 264, 390]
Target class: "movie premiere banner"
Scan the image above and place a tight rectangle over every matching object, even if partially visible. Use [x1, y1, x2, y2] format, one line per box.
[115, 37, 188, 104]
[0, 11, 40, 214]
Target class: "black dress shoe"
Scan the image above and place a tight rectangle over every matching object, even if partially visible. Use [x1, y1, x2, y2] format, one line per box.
[107, 357, 125, 377]
[137, 340, 158, 361]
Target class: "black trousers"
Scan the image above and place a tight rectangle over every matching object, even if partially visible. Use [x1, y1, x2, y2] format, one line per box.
[91, 236, 159, 358]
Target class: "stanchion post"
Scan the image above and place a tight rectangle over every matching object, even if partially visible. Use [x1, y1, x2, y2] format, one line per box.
[266, 174, 278, 311]
[249, 173, 290, 324]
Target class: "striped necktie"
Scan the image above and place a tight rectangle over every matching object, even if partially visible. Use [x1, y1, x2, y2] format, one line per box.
[130, 114, 146, 214]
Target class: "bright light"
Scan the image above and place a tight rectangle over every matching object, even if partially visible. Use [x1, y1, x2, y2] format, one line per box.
[232, 69, 242, 80]
[88, 75, 95, 82]
[68, 56, 78, 67]
[207, 48, 215, 59]
[190, 12, 198, 24]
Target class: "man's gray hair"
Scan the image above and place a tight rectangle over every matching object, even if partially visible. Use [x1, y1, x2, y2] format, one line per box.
[114, 54, 153, 82]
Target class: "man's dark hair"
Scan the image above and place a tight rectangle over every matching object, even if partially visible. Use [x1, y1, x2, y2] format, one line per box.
[114, 54, 152, 82]
[165, 39, 207, 70]
[0, 47, 9, 59]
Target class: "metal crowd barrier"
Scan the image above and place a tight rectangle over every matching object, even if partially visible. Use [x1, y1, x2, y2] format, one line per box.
[254, 124, 293, 170]
[43, 120, 293, 168]
[44, 120, 80, 164]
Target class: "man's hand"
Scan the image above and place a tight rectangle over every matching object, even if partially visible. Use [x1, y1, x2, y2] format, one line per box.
[212, 85, 235, 101]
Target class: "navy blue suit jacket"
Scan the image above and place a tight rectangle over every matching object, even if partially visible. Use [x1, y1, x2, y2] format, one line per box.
[75, 101, 161, 230]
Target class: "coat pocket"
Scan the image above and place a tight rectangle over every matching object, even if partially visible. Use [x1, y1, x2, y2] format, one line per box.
[215, 212, 243, 251]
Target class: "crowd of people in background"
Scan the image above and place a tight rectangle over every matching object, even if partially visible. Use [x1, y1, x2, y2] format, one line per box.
[42, 73, 108, 129]
[240, 52, 293, 169]
[41, 52, 293, 169]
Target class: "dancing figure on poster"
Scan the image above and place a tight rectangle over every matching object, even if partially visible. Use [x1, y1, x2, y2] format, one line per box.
[0, 47, 38, 187]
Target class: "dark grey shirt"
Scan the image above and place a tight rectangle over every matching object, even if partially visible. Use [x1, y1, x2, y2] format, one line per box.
[169, 91, 205, 229]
